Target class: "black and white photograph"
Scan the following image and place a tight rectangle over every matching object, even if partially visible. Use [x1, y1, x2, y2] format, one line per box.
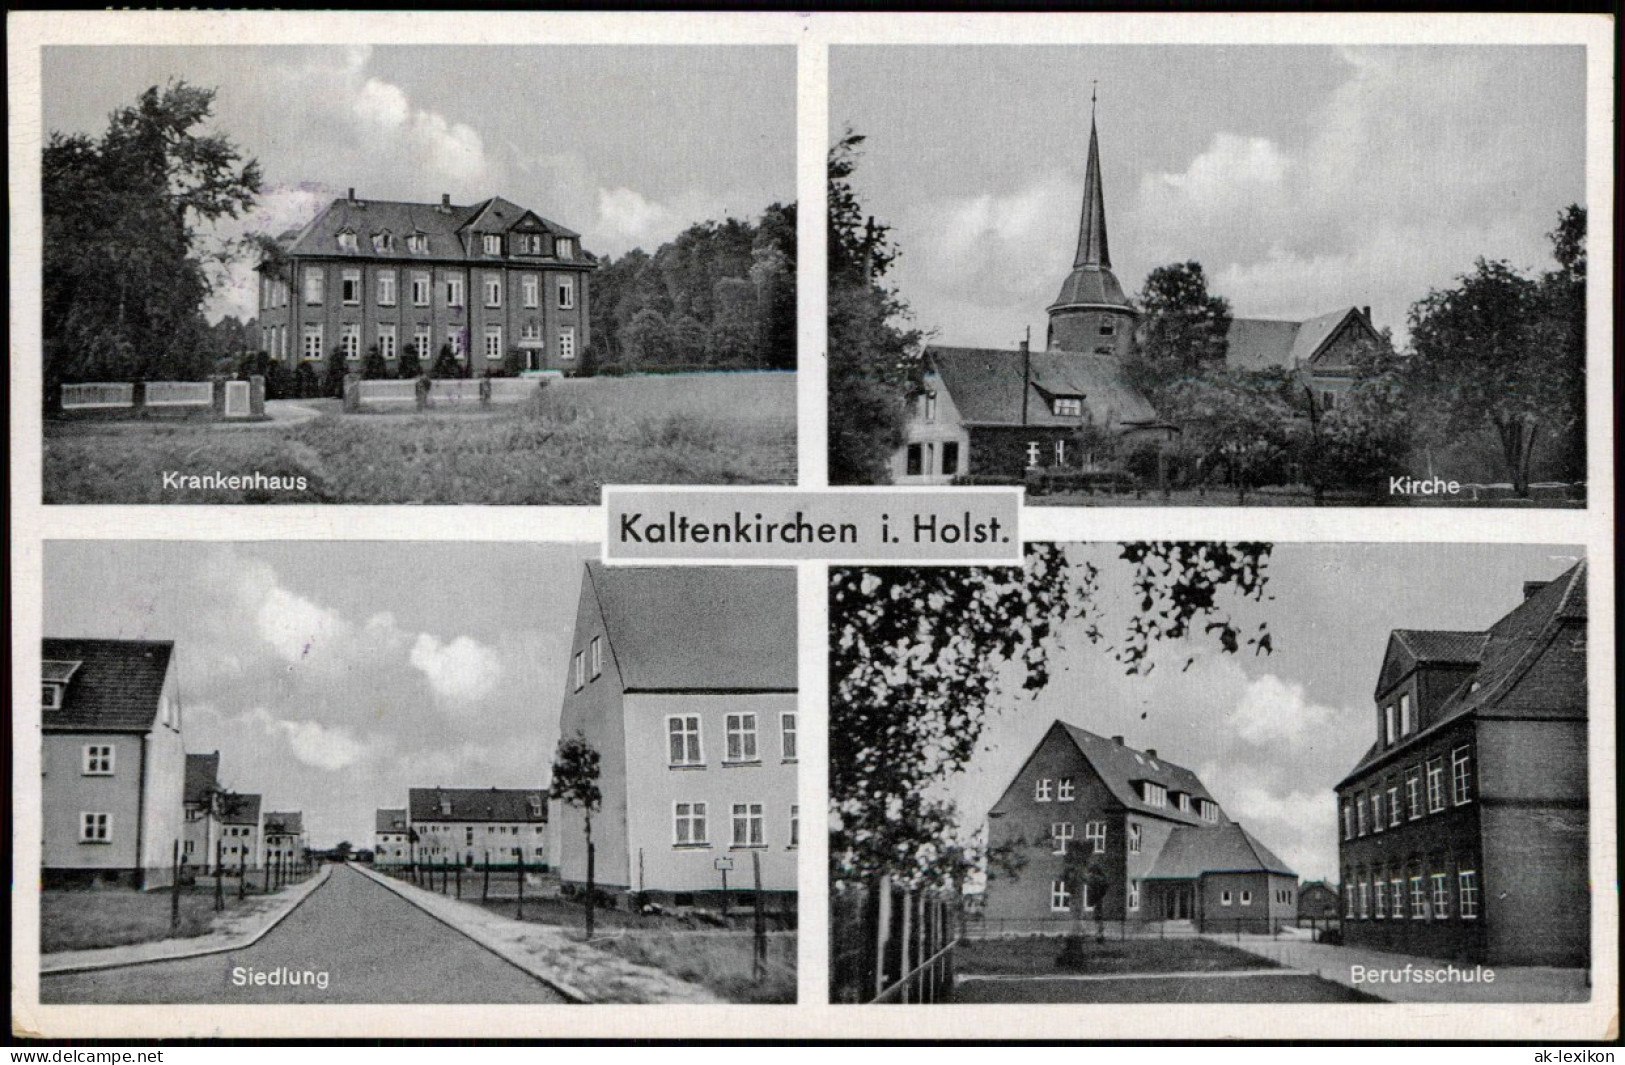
[830, 543, 1591, 1004]
[39, 45, 798, 504]
[38, 542, 799, 1004]
[828, 47, 1590, 507]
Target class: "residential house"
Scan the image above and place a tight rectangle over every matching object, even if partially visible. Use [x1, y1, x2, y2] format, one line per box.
[375, 807, 411, 866]
[182, 751, 223, 871]
[263, 811, 306, 868]
[1225, 307, 1388, 415]
[258, 190, 593, 376]
[42, 638, 187, 889]
[1298, 880, 1342, 922]
[407, 787, 547, 868]
[984, 722, 1297, 933]
[1336, 561, 1588, 967]
[553, 562, 798, 906]
[220, 794, 264, 871]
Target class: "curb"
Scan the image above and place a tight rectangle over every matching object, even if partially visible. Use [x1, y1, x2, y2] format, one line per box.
[347, 862, 587, 1004]
[40, 864, 334, 977]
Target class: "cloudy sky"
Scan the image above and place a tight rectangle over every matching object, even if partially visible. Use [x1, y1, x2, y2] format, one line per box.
[42, 45, 795, 322]
[832, 46, 1586, 349]
[45, 541, 598, 849]
[945, 543, 1584, 883]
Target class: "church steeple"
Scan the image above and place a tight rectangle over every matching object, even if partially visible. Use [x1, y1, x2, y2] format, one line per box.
[1046, 88, 1136, 354]
[1073, 87, 1111, 270]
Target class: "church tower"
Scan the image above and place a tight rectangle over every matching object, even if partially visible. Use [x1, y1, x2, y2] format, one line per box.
[1046, 96, 1137, 357]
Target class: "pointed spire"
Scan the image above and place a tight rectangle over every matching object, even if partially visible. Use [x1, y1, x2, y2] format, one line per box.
[1073, 91, 1111, 270]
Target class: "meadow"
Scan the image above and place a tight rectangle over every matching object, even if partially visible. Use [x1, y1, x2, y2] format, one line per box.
[42, 372, 797, 505]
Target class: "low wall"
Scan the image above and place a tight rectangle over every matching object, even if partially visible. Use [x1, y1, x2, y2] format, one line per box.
[349, 376, 544, 411]
[58, 378, 266, 420]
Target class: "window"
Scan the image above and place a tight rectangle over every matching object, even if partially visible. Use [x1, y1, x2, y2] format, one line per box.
[1034, 778, 1053, 803]
[1141, 782, 1167, 808]
[1409, 875, 1427, 919]
[522, 275, 539, 308]
[373, 230, 394, 253]
[1053, 397, 1083, 417]
[789, 805, 799, 848]
[1050, 822, 1074, 855]
[1356, 793, 1369, 836]
[1384, 704, 1397, 745]
[414, 328, 433, 362]
[450, 331, 465, 358]
[81, 812, 111, 843]
[906, 444, 924, 477]
[342, 269, 361, 305]
[408, 232, 429, 254]
[337, 229, 357, 252]
[1405, 768, 1422, 819]
[1057, 777, 1075, 802]
[1426, 758, 1445, 813]
[1388, 785, 1402, 827]
[674, 802, 707, 846]
[341, 324, 361, 361]
[1128, 880, 1140, 911]
[1458, 870, 1479, 919]
[559, 327, 576, 362]
[556, 237, 575, 260]
[572, 651, 584, 692]
[1374, 878, 1386, 920]
[1054, 440, 1067, 466]
[1083, 821, 1107, 854]
[378, 270, 397, 306]
[1371, 791, 1384, 833]
[482, 234, 502, 255]
[412, 274, 431, 306]
[942, 441, 960, 476]
[1320, 391, 1337, 412]
[1430, 873, 1449, 919]
[1399, 693, 1415, 736]
[1199, 800, 1219, 823]
[516, 233, 543, 255]
[725, 713, 759, 762]
[667, 716, 702, 766]
[1025, 441, 1041, 468]
[42, 683, 63, 710]
[1344, 874, 1356, 917]
[588, 636, 602, 679]
[1099, 319, 1116, 337]
[82, 745, 114, 775]
[1221, 890, 1234, 907]
[1240, 891, 1253, 906]
[1451, 746, 1473, 805]
[484, 272, 502, 308]
[781, 713, 797, 760]
[445, 275, 465, 307]
[1342, 802, 1355, 840]
[378, 324, 397, 361]
[1050, 879, 1071, 912]
[304, 267, 324, 304]
[1358, 880, 1369, 919]
[484, 326, 503, 361]
[558, 278, 575, 309]
[520, 322, 543, 344]
[731, 803, 764, 847]
[1177, 792, 1191, 813]
[1128, 823, 1142, 853]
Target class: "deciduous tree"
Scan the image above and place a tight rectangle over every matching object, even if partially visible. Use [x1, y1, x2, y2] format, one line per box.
[1125, 261, 1232, 403]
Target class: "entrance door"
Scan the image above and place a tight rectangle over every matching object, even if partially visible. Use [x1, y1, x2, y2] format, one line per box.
[1164, 884, 1194, 920]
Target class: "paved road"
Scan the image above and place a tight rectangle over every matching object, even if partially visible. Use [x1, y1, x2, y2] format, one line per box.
[41, 864, 569, 1004]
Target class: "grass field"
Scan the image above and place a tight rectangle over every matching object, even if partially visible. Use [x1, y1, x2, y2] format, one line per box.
[593, 930, 797, 1004]
[40, 889, 258, 953]
[42, 372, 797, 504]
[960, 936, 1278, 976]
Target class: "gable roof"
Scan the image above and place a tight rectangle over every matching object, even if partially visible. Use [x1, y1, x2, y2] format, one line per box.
[1225, 308, 1373, 372]
[409, 787, 548, 824]
[1144, 821, 1296, 879]
[278, 194, 585, 265]
[376, 808, 409, 833]
[585, 562, 797, 691]
[42, 638, 174, 732]
[927, 347, 1160, 430]
[1056, 723, 1220, 827]
[264, 812, 304, 836]
[184, 752, 221, 806]
[1375, 629, 1484, 697]
[223, 794, 262, 825]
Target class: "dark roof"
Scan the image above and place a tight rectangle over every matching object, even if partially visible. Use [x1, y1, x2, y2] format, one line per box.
[409, 787, 548, 824]
[927, 347, 1159, 429]
[376, 808, 409, 833]
[184, 752, 221, 805]
[264, 812, 304, 836]
[1145, 821, 1296, 879]
[223, 794, 262, 825]
[279, 194, 587, 266]
[1225, 309, 1367, 372]
[586, 562, 797, 691]
[42, 638, 174, 732]
[1391, 630, 1484, 664]
[1057, 723, 1220, 827]
[1049, 265, 1131, 312]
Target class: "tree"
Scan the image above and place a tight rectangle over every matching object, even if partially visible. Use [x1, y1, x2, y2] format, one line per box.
[43, 80, 262, 393]
[1312, 335, 1411, 497]
[669, 314, 710, 367]
[333, 841, 353, 862]
[397, 342, 423, 380]
[431, 343, 462, 380]
[325, 346, 351, 398]
[827, 129, 922, 484]
[830, 543, 1272, 890]
[551, 733, 602, 937]
[1406, 206, 1586, 496]
[619, 307, 669, 370]
[1125, 262, 1232, 404]
[362, 344, 389, 380]
[1161, 369, 1295, 504]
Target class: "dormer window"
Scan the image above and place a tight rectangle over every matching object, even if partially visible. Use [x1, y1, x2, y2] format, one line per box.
[43, 684, 63, 709]
[1176, 792, 1191, 813]
[439, 797, 453, 817]
[482, 234, 502, 256]
[1199, 799, 1219, 823]
[1140, 781, 1167, 808]
[1052, 397, 1083, 418]
[518, 233, 544, 255]
[528, 794, 544, 818]
[919, 391, 937, 422]
[337, 229, 358, 252]
[555, 237, 576, 260]
[1398, 693, 1415, 736]
[372, 230, 395, 253]
[408, 232, 429, 254]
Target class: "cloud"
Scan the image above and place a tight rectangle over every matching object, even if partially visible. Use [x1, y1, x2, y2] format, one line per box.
[409, 633, 504, 705]
[255, 585, 352, 665]
[1227, 673, 1339, 747]
[243, 709, 366, 772]
[596, 187, 675, 248]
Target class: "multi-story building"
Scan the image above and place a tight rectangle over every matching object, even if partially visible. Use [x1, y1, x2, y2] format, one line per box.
[263, 811, 306, 867]
[553, 562, 799, 905]
[220, 794, 263, 870]
[257, 191, 593, 377]
[1335, 561, 1589, 967]
[182, 751, 223, 871]
[42, 638, 188, 889]
[984, 722, 1297, 933]
[375, 807, 411, 866]
[407, 788, 547, 868]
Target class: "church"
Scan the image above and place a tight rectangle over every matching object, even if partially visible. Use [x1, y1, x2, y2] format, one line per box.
[890, 107, 1385, 486]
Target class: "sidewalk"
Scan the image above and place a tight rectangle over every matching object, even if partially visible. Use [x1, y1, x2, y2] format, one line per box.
[40, 864, 332, 975]
[1200, 931, 1590, 1003]
[349, 862, 719, 1004]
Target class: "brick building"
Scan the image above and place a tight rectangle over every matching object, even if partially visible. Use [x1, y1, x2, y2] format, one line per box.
[257, 191, 593, 377]
[1335, 561, 1588, 966]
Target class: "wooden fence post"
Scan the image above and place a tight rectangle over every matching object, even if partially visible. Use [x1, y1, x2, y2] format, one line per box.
[585, 839, 596, 940]
[170, 841, 182, 931]
[516, 849, 525, 921]
[752, 851, 767, 979]
[238, 848, 247, 900]
[215, 840, 225, 912]
[455, 860, 461, 899]
[874, 876, 892, 1001]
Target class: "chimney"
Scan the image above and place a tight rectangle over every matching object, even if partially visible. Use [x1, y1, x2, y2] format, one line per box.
[347, 187, 356, 203]
[1111, 735, 1124, 745]
[1361, 305, 1372, 322]
[1146, 748, 1158, 759]
[437, 193, 452, 214]
[1523, 580, 1551, 600]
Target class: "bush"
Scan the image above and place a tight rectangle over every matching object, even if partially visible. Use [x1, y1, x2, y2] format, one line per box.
[1315, 927, 1344, 946]
[293, 362, 320, 399]
[951, 473, 1025, 487]
[325, 349, 351, 398]
[362, 345, 390, 380]
[397, 344, 423, 380]
[430, 344, 463, 380]
[1026, 467, 1137, 496]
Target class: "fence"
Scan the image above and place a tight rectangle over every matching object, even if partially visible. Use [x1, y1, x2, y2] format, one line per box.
[57, 378, 265, 419]
[144, 381, 214, 407]
[831, 878, 958, 1004]
[350, 377, 543, 410]
[167, 839, 319, 929]
[62, 383, 136, 409]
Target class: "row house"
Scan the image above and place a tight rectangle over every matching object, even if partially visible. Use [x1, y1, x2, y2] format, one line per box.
[406, 787, 548, 868]
[220, 794, 264, 869]
[553, 562, 799, 906]
[257, 191, 594, 376]
[984, 722, 1296, 933]
[374, 808, 411, 866]
[1336, 561, 1588, 966]
[263, 811, 306, 867]
[182, 751, 223, 870]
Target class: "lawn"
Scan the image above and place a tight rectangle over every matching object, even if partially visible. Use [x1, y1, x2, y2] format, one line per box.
[42, 372, 797, 504]
[959, 935, 1278, 976]
[951, 972, 1380, 1003]
[40, 887, 261, 954]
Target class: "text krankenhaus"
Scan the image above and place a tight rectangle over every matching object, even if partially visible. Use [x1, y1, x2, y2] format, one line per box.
[617, 510, 1008, 546]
